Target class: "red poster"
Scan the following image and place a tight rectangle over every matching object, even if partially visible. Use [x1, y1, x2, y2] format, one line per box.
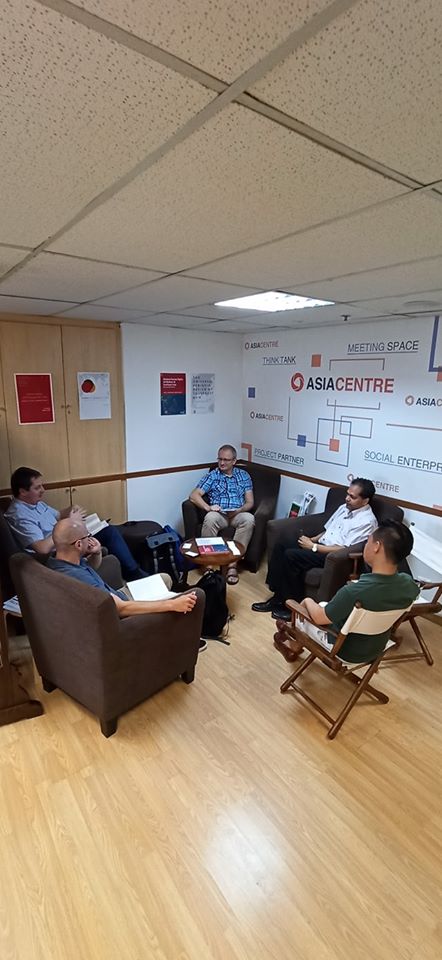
[160, 373, 186, 416]
[15, 373, 55, 425]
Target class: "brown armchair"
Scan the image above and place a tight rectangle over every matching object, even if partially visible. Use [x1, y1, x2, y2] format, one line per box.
[266, 487, 404, 603]
[10, 553, 205, 737]
[182, 460, 281, 573]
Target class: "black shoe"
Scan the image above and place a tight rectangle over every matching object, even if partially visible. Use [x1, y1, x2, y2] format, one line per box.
[199, 639, 208, 652]
[251, 597, 279, 613]
[271, 607, 291, 621]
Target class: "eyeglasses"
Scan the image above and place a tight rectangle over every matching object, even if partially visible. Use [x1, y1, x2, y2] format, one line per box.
[70, 534, 92, 545]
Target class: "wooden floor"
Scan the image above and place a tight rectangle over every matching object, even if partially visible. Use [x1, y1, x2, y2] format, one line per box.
[1, 567, 441, 960]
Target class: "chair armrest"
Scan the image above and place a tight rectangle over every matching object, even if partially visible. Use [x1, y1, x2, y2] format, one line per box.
[286, 598, 312, 619]
[182, 498, 206, 539]
[98, 553, 124, 590]
[266, 512, 327, 561]
[318, 552, 355, 603]
[281, 600, 342, 656]
[253, 495, 277, 519]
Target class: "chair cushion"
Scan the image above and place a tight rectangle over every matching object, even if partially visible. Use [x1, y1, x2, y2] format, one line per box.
[304, 568, 323, 587]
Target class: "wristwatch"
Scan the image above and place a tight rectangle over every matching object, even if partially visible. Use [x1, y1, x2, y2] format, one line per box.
[311, 543, 318, 553]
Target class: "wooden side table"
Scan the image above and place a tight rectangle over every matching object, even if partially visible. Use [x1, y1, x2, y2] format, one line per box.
[180, 539, 245, 577]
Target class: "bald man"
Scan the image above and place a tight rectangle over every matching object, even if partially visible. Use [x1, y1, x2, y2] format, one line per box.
[47, 518, 197, 618]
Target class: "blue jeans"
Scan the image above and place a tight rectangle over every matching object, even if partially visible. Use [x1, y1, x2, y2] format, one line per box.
[96, 525, 140, 580]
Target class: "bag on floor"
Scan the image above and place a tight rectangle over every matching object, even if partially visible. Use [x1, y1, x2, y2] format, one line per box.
[196, 570, 229, 639]
[145, 528, 184, 586]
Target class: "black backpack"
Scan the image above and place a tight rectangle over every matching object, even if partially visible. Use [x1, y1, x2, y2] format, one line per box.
[145, 529, 185, 587]
[196, 570, 229, 639]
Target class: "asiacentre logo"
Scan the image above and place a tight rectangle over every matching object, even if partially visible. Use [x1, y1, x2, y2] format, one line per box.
[291, 372, 305, 392]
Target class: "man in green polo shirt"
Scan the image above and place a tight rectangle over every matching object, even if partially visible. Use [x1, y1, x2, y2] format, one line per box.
[274, 520, 419, 663]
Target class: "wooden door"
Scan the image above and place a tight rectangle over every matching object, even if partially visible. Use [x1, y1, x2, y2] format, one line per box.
[62, 325, 125, 480]
[0, 356, 10, 488]
[0, 321, 70, 483]
[70, 480, 126, 525]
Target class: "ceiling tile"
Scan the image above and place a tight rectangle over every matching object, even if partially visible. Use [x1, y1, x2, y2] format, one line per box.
[0, 0, 213, 246]
[135, 313, 218, 328]
[194, 193, 442, 288]
[252, 0, 442, 181]
[72, 0, 331, 82]
[352, 289, 442, 315]
[96, 275, 262, 311]
[0, 297, 77, 316]
[227, 302, 375, 325]
[57, 304, 153, 322]
[200, 319, 257, 333]
[289, 256, 442, 303]
[0, 253, 164, 301]
[49, 105, 404, 270]
[173, 302, 265, 320]
[0, 246, 29, 279]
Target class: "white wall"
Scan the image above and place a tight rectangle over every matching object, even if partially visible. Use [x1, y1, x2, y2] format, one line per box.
[121, 324, 242, 526]
[121, 319, 441, 580]
[241, 317, 442, 581]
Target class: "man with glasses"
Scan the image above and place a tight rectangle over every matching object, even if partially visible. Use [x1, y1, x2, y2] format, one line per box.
[5, 466, 148, 582]
[189, 445, 254, 584]
[47, 518, 197, 617]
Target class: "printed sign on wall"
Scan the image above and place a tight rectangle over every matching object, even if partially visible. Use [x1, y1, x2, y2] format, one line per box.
[77, 372, 111, 420]
[191, 373, 215, 414]
[242, 316, 442, 510]
[15, 373, 55, 425]
[160, 372, 186, 416]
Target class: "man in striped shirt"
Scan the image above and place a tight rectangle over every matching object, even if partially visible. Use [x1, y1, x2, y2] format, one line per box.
[189, 445, 254, 584]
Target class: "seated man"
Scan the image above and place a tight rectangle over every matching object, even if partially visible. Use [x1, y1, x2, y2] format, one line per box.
[252, 477, 378, 620]
[5, 466, 147, 582]
[48, 518, 198, 618]
[189, 444, 254, 585]
[274, 520, 419, 663]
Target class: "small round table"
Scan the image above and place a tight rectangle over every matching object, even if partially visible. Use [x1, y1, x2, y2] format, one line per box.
[180, 539, 245, 578]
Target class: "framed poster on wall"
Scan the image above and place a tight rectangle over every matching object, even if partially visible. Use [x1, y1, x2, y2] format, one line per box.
[160, 372, 186, 416]
[14, 373, 55, 425]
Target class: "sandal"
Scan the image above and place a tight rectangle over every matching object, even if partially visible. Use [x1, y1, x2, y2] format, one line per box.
[226, 566, 239, 585]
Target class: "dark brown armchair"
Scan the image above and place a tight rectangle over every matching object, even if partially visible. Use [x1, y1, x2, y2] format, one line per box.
[10, 553, 205, 737]
[266, 487, 404, 603]
[182, 460, 281, 573]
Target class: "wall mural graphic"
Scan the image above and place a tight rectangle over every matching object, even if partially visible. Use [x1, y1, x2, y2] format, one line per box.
[242, 316, 441, 510]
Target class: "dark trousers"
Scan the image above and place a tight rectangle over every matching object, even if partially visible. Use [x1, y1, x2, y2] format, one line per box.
[266, 543, 326, 602]
[96, 525, 139, 580]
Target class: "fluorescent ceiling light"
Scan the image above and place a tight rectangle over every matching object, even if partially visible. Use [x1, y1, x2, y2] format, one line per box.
[214, 291, 334, 312]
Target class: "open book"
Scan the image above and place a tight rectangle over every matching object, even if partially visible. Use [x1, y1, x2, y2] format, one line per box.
[126, 573, 179, 602]
[85, 513, 109, 536]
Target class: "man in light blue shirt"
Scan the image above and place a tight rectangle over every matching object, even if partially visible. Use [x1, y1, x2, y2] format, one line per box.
[5, 466, 147, 581]
[189, 444, 254, 584]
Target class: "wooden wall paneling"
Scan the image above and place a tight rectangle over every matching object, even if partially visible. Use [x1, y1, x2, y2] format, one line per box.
[0, 321, 70, 482]
[45, 486, 73, 514]
[61, 325, 125, 480]
[70, 480, 126, 525]
[0, 354, 11, 488]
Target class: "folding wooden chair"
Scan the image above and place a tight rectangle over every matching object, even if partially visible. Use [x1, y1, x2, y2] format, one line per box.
[386, 580, 441, 666]
[348, 553, 441, 667]
[276, 600, 413, 739]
